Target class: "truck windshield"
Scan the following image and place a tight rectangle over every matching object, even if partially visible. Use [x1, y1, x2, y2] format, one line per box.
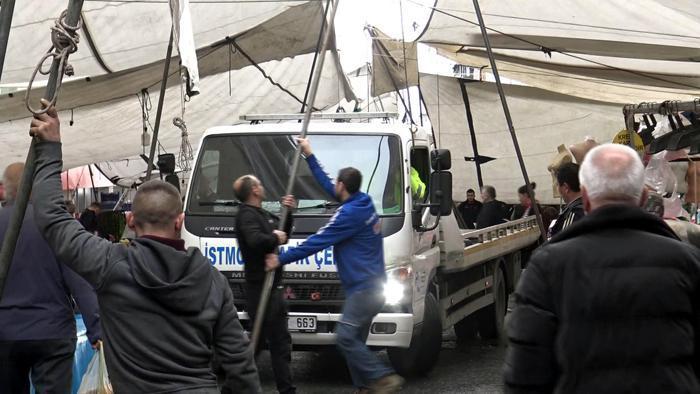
[187, 133, 403, 216]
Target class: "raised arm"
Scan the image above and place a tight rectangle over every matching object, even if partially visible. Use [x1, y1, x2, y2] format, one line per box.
[297, 138, 336, 198]
[278, 207, 357, 265]
[30, 101, 115, 289]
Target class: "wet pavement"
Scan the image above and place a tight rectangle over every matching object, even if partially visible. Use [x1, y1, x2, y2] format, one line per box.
[256, 329, 506, 394]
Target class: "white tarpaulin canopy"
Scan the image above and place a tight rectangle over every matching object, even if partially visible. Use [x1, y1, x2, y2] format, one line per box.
[0, 51, 353, 171]
[1, 1, 332, 119]
[420, 73, 626, 204]
[415, 0, 700, 103]
[0, 1, 355, 172]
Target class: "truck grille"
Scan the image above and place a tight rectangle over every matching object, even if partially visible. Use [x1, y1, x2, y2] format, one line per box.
[230, 281, 345, 309]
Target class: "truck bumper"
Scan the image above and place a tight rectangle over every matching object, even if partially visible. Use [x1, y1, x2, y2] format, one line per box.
[238, 311, 413, 348]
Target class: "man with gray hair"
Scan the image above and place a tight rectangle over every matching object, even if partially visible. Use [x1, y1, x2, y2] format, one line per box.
[504, 143, 700, 393]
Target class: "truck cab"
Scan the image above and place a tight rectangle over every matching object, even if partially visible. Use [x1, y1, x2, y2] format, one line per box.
[182, 113, 540, 375]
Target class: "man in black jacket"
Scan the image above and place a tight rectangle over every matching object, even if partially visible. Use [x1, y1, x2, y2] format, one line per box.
[234, 175, 296, 394]
[29, 101, 260, 393]
[548, 162, 585, 239]
[505, 143, 700, 393]
[476, 185, 508, 229]
[457, 188, 482, 229]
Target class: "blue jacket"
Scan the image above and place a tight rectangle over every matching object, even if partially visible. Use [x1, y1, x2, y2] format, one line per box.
[279, 154, 386, 295]
[0, 203, 101, 343]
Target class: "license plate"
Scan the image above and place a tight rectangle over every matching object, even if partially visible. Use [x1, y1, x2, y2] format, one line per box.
[288, 316, 317, 333]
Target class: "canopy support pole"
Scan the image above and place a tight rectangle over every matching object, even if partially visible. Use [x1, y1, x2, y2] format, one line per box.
[250, 0, 340, 351]
[88, 164, 98, 201]
[300, 0, 330, 114]
[471, 0, 546, 242]
[459, 79, 484, 189]
[0, 0, 85, 301]
[145, 28, 174, 180]
[0, 0, 16, 81]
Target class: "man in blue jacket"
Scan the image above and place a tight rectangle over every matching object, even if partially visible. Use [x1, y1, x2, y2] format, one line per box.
[0, 162, 101, 394]
[266, 138, 404, 393]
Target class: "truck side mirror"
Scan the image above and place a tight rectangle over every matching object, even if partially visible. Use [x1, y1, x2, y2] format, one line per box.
[431, 149, 451, 171]
[429, 171, 453, 216]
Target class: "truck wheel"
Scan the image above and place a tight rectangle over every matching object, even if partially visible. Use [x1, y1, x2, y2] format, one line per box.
[387, 292, 442, 376]
[477, 265, 506, 341]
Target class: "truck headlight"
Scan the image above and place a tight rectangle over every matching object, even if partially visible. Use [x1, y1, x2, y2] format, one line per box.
[384, 278, 405, 305]
[384, 266, 412, 305]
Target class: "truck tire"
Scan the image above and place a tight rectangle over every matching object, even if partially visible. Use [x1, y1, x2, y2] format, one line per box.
[477, 265, 506, 341]
[387, 292, 442, 376]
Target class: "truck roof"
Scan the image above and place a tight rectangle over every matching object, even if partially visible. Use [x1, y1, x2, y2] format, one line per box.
[201, 122, 432, 142]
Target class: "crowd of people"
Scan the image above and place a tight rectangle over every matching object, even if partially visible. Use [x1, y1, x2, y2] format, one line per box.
[0, 103, 403, 393]
[456, 163, 586, 238]
[3, 102, 700, 393]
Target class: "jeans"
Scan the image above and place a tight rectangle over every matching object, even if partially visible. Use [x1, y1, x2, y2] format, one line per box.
[0, 338, 76, 394]
[246, 284, 296, 394]
[336, 287, 395, 389]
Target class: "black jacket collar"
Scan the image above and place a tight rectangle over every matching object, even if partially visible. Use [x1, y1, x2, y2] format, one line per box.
[550, 204, 680, 244]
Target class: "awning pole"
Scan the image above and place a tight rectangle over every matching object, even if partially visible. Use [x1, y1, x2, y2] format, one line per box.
[145, 28, 174, 180]
[0, 0, 17, 81]
[0, 0, 85, 300]
[459, 79, 485, 189]
[250, 0, 340, 351]
[471, 0, 547, 242]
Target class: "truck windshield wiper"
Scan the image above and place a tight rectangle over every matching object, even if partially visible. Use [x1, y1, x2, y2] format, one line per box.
[198, 200, 242, 206]
[295, 201, 340, 211]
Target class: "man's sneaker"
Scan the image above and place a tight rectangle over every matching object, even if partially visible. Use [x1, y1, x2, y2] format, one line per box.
[369, 374, 405, 393]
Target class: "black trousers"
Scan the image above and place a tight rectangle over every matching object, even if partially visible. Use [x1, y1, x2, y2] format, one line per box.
[246, 284, 296, 394]
[0, 338, 76, 394]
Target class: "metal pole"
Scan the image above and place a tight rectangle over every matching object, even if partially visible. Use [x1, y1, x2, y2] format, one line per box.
[459, 79, 484, 189]
[88, 164, 98, 201]
[250, 0, 340, 350]
[0, 0, 84, 300]
[145, 28, 174, 180]
[471, 0, 547, 242]
[300, 0, 330, 114]
[0, 0, 17, 81]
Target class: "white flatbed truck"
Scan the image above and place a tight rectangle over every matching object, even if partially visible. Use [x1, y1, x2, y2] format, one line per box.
[182, 113, 541, 374]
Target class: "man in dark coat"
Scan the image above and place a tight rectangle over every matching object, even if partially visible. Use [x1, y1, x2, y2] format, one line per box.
[505, 143, 700, 393]
[457, 188, 482, 229]
[476, 185, 508, 229]
[29, 101, 260, 393]
[234, 175, 296, 394]
[79, 202, 100, 234]
[548, 162, 585, 239]
[0, 163, 101, 394]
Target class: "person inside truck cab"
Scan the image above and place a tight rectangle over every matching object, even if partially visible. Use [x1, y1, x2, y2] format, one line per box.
[410, 166, 426, 201]
[266, 137, 405, 393]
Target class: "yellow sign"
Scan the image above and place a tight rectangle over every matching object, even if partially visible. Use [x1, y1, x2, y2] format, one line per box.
[612, 129, 645, 155]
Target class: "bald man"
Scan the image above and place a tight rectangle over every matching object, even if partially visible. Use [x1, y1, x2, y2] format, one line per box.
[0, 162, 101, 394]
[28, 101, 260, 393]
[233, 175, 296, 394]
[505, 144, 700, 393]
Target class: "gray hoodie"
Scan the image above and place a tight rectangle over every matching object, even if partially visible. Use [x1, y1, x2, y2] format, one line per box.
[32, 142, 260, 393]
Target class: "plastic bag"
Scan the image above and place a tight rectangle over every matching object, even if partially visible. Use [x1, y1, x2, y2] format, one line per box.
[78, 346, 113, 394]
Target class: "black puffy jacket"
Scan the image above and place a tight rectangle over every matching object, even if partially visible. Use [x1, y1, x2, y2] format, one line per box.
[505, 204, 700, 394]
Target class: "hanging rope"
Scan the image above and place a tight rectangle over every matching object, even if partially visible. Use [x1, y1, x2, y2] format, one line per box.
[137, 89, 168, 156]
[138, 89, 153, 155]
[25, 10, 82, 115]
[175, 71, 193, 172]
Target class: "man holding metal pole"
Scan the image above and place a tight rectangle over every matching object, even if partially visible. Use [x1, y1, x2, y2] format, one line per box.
[233, 175, 296, 394]
[266, 138, 404, 394]
[28, 101, 260, 393]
